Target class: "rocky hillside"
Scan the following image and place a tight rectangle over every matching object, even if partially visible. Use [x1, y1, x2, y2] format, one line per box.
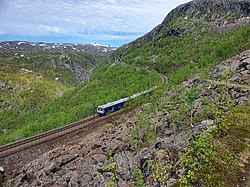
[124, 0, 250, 45]
[4, 47, 249, 187]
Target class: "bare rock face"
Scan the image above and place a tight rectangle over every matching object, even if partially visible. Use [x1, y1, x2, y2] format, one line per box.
[65, 60, 91, 83]
[213, 50, 250, 105]
[185, 0, 250, 19]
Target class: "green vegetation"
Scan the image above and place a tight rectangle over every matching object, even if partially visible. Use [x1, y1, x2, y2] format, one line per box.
[115, 20, 250, 87]
[130, 99, 163, 147]
[0, 50, 107, 137]
[176, 106, 250, 187]
[0, 51, 101, 85]
[1, 7, 249, 187]
[133, 169, 146, 187]
[105, 155, 119, 187]
[147, 160, 172, 185]
[0, 72, 69, 127]
[129, 76, 249, 186]
[130, 84, 204, 148]
[116, 22, 250, 187]
[0, 62, 161, 145]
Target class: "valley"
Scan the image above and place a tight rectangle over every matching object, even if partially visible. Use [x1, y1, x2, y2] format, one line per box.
[0, 42, 115, 140]
[0, 0, 250, 186]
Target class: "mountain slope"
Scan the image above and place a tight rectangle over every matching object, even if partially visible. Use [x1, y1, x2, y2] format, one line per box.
[123, 0, 250, 45]
[114, 0, 250, 87]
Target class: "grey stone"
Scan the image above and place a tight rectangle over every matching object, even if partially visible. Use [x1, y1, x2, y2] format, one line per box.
[0, 81, 5, 88]
[114, 151, 139, 181]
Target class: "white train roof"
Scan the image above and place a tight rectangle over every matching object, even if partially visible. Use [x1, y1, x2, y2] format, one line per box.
[98, 97, 128, 109]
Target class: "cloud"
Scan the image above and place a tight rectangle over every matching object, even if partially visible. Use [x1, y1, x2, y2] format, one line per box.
[0, 0, 190, 46]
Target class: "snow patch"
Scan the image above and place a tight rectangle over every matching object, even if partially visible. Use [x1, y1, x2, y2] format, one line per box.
[92, 43, 101, 46]
[91, 43, 112, 48]
[17, 42, 25, 45]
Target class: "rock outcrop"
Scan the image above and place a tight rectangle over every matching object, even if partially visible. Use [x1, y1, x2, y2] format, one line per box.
[126, 0, 250, 45]
[65, 60, 91, 83]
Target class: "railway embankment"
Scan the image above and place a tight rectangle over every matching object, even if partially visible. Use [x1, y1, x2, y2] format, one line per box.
[3, 49, 249, 186]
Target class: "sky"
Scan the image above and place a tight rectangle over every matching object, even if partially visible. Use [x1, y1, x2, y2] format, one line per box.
[0, 0, 190, 47]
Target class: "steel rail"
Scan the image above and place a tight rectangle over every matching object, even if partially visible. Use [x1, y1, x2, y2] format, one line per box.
[0, 109, 125, 159]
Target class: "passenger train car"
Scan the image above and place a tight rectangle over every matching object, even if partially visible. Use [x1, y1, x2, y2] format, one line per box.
[97, 86, 158, 116]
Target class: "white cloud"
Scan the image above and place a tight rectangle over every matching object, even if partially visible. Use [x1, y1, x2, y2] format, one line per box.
[0, 0, 190, 46]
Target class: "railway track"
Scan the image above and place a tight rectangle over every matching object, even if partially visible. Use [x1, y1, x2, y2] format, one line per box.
[0, 72, 166, 159]
[161, 73, 168, 85]
[0, 109, 125, 159]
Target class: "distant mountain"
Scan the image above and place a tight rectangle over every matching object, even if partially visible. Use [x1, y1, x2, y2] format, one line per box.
[0, 41, 116, 53]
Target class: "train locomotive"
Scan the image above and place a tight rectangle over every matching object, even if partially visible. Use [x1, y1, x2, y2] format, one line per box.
[97, 98, 128, 115]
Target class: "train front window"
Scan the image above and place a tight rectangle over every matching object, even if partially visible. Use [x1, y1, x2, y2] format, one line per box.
[98, 107, 103, 111]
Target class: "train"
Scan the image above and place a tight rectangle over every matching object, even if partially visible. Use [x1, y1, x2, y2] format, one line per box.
[97, 86, 158, 115]
[97, 98, 128, 115]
